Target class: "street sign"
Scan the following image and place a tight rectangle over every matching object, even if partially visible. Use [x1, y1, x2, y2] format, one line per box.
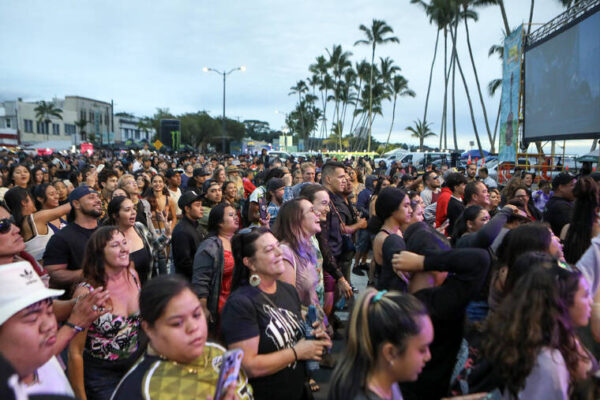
[153, 139, 163, 150]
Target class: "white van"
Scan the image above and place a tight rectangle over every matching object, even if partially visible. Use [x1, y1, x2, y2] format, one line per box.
[395, 152, 451, 170]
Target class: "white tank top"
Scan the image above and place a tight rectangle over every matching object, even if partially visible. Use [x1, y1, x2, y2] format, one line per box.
[24, 214, 54, 262]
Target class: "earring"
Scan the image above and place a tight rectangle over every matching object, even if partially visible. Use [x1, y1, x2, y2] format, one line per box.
[249, 274, 261, 287]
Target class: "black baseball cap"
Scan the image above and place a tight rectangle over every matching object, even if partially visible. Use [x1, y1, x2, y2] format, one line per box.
[178, 190, 203, 209]
[552, 172, 575, 189]
[193, 168, 210, 177]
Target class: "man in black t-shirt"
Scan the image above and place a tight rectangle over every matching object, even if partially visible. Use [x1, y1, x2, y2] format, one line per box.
[44, 186, 101, 293]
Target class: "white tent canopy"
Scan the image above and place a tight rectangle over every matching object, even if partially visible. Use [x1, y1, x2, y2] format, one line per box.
[25, 140, 74, 152]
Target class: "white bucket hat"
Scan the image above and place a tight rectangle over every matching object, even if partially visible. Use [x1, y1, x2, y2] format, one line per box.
[0, 261, 64, 325]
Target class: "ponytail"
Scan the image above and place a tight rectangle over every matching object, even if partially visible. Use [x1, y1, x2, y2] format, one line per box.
[328, 288, 428, 400]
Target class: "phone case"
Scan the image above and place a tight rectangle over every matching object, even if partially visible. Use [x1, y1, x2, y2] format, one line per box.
[214, 349, 244, 399]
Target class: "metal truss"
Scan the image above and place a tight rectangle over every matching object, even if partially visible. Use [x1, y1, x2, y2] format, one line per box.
[527, 0, 600, 47]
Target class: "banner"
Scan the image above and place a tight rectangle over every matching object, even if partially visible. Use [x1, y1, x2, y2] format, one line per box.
[498, 26, 523, 164]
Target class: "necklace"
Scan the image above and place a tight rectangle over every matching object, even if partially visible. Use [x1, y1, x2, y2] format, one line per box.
[150, 348, 206, 375]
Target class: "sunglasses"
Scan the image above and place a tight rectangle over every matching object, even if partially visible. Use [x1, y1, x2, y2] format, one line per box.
[0, 216, 15, 234]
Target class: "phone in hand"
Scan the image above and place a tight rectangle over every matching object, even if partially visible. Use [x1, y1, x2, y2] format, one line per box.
[258, 197, 268, 221]
[214, 349, 243, 400]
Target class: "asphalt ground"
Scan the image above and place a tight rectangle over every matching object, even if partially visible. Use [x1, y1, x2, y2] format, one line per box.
[312, 266, 369, 400]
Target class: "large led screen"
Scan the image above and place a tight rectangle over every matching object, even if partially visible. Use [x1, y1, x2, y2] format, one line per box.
[524, 7, 600, 144]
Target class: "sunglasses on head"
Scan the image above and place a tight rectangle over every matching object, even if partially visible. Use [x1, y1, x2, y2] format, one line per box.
[0, 216, 15, 234]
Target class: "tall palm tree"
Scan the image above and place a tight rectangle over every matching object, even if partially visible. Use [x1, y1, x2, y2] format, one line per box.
[289, 80, 309, 142]
[34, 101, 63, 142]
[354, 19, 399, 152]
[410, 0, 441, 127]
[407, 119, 437, 151]
[459, 0, 496, 152]
[449, 27, 484, 156]
[385, 74, 416, 148]
[348, 60, 371, 136]
[327, 45, 353, 141]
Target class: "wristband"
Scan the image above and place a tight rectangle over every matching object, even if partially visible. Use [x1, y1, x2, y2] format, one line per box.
[291, 346, 298, 362]
[65, 321, 84, 333]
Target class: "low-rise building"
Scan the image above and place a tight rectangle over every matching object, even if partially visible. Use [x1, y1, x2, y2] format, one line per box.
[113, 113, 155, 143]
[0, 96, 113, 145]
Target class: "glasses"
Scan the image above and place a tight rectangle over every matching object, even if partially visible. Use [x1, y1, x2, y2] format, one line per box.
[0, 216, 15, 234]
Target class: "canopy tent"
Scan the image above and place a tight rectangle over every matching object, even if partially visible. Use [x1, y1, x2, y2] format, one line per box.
[461, 149, 491, 159]
[25, 140, 74, 152]
[577, 149, 599, 163]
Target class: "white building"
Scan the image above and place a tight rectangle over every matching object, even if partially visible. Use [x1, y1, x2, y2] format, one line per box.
[0, 96, 113, 145]
[113, 113, 155, 143]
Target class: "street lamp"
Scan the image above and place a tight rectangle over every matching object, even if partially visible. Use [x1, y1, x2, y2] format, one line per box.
[203, 65, 246, 153]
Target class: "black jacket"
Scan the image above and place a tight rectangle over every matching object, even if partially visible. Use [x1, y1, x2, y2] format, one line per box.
[401, 248, 491, 400]
[192, 236, 224, 330]
[172, 216, 207, 281]
[543, 195, 573, 236]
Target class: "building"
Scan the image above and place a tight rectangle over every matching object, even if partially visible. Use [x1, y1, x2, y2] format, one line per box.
[0, 96, 113, 146]
[113, 113, 155, 143]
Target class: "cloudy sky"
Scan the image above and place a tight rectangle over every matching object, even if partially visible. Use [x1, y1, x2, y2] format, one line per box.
[0, 0, 594, 153]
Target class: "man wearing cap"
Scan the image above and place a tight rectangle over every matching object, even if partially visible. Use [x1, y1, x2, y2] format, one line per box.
[185, 168, 210, 193]
[0, 261, 110, 398]
[172, 191, 208, 281]
[43, 186, 102, 292]
[543, 172, 576, 236]
[165, 169, 182, 218]
[266, 178, 285, 227]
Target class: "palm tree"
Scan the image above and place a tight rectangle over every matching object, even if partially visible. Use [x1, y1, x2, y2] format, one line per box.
[74, 118, 87, 143]
[459, 0, 496, 152]
[407, 119, 437, 151]
[354, 19, 399, 152]
[289, 80, 309, 141]
[449, 26, 485, 156]
[34, 101, 63, 142]
[385, 74, 416, 148]
[348, 60, 371, 136]
[326, 45, 353, 142]
[410, 0, 441, 126]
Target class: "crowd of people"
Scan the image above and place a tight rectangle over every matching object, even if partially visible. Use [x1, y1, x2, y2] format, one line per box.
[0, 146, 599, 400]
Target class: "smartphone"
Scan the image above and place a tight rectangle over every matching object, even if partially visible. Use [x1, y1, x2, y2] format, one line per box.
[258, 197, 268, 221]
[214, 349, 243, 400]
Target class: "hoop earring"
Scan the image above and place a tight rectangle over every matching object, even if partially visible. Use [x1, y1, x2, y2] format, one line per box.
[249, 274, 261, 287]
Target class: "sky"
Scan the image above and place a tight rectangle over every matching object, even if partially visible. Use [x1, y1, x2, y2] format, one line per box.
[0, 0, 595, 154]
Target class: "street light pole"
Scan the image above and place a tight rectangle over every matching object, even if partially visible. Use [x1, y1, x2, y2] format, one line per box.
[203, 66, 246, 153]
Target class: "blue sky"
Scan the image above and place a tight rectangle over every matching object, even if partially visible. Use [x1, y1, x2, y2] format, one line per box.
[0, 0, 594, 154]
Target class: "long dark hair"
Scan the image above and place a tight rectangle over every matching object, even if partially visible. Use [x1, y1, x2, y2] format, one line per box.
[140, 275, 192, 327]
[483, 260, 583, 397]
[32, 183, 53, 210]
[497, 222, 551, 271]
[207, 202, 233, 235]
[81, 226, 124, 287]
[368, 187, 407, 234]
[328, 289, 428, 400]
[563, 177, 599, 264]
[451, 205, 484, 245]
[230, 227, 271, 291]
[8, 163, 32, 187]
[106, 195, 130, 226]
[4, 186, 33, 230]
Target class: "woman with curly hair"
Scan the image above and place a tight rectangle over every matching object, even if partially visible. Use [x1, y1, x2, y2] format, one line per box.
[483, 258, 593, 399]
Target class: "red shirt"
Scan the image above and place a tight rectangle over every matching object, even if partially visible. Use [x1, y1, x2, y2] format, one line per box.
[218, 250, 235, 314]
[435, 187, 453, 228]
